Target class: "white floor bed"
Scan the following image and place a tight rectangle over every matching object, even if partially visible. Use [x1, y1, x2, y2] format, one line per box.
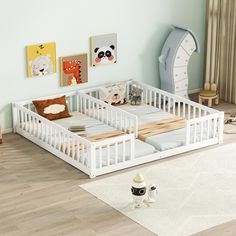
[13, 80, 224, 178]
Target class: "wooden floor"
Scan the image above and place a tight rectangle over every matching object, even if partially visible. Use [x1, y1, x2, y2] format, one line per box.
[193, 220, 236, 236]
[1, 101, 236, 236]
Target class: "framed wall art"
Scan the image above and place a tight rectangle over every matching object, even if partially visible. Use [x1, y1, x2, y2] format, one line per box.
[60, 53, 88, 87]
[90, 33, 117, 67]
[26, 42, 56, 78]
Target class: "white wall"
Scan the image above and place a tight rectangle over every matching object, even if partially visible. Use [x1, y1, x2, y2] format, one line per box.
[0, 0, 206, 131]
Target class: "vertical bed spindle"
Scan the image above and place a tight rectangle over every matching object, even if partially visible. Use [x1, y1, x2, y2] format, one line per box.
[75, 141, 80, 161]
[168, 97, 171, 113]
[107, 145, 111, 166]
[193, 123, 197, 143]
[207, 119, 210, 140]
[162, 95, 166, 111]
[122, 140, 126, 163]
[69, 96, 73, 112]
[183, 103, 186, 118]
[99, 146, 102, 168]
[173, 100, 176, 115]
[71, 139, 75, 160]
[213, 117, 217, 139]
[177, 102, 181, 116]
[154, 92, 157, 108]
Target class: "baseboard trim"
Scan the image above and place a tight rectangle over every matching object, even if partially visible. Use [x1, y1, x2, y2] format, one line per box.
[2, 128, 13, 134]
[189, 88, 201, 94]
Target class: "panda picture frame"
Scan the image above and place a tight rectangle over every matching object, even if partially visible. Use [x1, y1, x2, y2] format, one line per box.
[60, 53, 88, 87]
[90, 33, 117, 67]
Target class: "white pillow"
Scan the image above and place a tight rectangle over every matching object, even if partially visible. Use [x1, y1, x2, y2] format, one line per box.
[99, 83, 128, 105]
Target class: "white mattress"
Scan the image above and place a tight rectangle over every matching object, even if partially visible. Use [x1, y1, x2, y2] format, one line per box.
[146, 129, 186, 151]
[120, 103, 174, 124]
[146, 127, 214, 151]
[53, 112, 117, 137]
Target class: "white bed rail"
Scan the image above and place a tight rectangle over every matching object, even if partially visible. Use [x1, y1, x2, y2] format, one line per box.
[13, 91, 138, 138]
[131, 80, 218, 118]
[13, 104, 92, 175]
[132, 81, 224, 145]
[80, 79, 218, 119]
[77, 92, 138, 137]
[12, 93, 136, 178]
[90, 133, 135, 177]
[185, 112, 224, 145]
[80, 80, 224, 145]
[14, 91, 77, 112]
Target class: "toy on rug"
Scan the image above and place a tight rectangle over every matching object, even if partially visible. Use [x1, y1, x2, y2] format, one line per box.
[224, 113, 236, 124]
[68, 125, 87, 137]
[147, 184, 158, 203]
[224, 113, 236, 134]
[129, 86, 143, 105]
[131, 174, 158, 208]
[131, 173, 147, 208]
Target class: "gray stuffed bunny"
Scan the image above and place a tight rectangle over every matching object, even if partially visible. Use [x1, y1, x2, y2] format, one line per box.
[129, 86, 143, 105]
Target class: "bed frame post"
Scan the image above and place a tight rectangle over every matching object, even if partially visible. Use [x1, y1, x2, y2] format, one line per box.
[185, 121, 191, 145]
[89, 145, 96, 178]
[130, 136, 135, 160]
[12, 103, 18, 133]
[218, 112, 224, 144]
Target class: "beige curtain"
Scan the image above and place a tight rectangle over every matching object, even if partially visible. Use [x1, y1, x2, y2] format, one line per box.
[205, 0, 236, 104]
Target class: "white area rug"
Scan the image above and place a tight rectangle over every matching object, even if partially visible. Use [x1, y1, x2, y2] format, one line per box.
[81, 143, 236, 236]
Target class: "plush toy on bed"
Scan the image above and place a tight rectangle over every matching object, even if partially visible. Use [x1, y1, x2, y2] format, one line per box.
[129, 86, 143, 105]
[100, 83, 128, 106]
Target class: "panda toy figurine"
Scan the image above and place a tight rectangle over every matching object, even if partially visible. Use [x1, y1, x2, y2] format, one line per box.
[93, 45, 116, 66]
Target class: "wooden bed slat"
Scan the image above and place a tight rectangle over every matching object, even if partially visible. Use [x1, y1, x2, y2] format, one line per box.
[87, 130, 125, 142]
[138, 117, 186, 141]
[60, 130, 125, 157]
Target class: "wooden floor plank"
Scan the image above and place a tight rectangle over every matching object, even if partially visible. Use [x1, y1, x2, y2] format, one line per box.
[192, 220, 236, 236]
[0, 133, 154, 236]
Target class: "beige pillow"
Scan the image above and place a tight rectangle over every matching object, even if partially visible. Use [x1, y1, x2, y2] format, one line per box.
[99, 83, 128, 105]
